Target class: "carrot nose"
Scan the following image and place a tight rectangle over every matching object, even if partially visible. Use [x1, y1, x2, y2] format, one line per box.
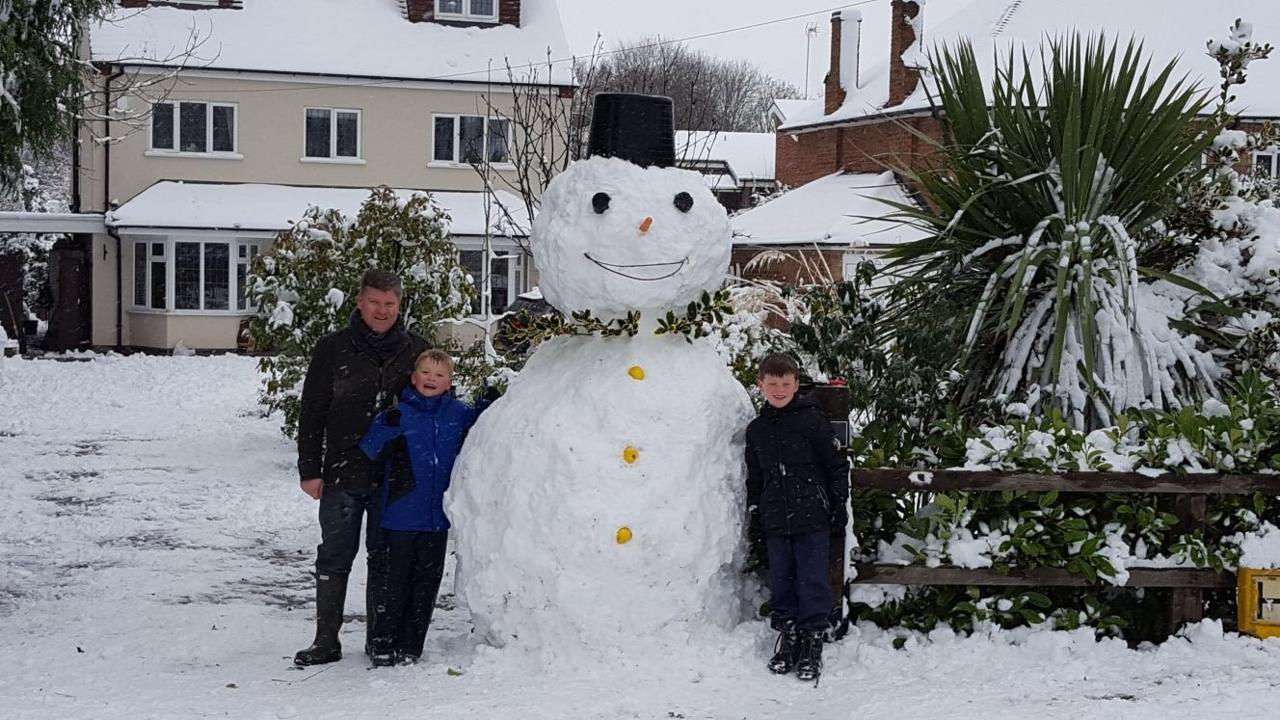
[638, 217, 653, 233]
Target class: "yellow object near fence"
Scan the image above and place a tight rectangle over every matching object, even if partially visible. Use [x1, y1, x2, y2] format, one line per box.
[1237, 568, 1280, 640]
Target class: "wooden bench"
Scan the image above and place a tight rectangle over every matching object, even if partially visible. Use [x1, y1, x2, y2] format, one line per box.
[845, 469, 1280, 631]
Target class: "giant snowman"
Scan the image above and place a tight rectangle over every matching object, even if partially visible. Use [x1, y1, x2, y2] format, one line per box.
[447, 94, 755, 654]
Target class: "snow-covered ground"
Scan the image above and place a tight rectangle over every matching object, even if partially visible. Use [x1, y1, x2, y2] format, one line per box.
[2, 355, 1280, 719]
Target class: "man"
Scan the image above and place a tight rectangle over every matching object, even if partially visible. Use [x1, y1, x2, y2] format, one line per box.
[293, 269, 430, 666]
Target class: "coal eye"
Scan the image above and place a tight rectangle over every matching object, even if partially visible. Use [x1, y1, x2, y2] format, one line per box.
[592, 192, 611, 214]
[673, 192, 694, 213]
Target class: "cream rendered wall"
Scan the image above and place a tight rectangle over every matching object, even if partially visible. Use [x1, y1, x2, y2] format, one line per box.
[80, 72, 548, 210]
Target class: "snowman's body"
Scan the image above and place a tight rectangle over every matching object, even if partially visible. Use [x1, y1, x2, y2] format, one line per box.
[447, 155, 754, 652]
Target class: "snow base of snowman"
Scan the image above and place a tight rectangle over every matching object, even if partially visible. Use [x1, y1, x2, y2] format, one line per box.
[447, 332, 755, 657]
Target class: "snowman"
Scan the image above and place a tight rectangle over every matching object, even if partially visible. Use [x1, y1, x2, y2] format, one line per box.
[447, 94, 755, 656]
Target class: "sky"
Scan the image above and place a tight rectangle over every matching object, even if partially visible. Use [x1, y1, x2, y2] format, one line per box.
[553, 0, 970, 100]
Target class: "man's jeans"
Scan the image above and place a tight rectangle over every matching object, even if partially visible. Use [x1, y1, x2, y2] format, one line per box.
[315, 487, 387, 635]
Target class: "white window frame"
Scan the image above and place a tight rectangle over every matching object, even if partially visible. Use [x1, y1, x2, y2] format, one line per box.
[456, 240, 527, 318]
[300, 107, 366, 164]
[1252, 150, 1279, 177]
[129, 235, 266, 316]
[435, 0, 499, 23]
[147, 100, 242, 159]
[429, 113, 513, 168]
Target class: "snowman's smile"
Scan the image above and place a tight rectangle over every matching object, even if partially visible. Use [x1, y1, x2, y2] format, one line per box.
[584, 253, 688, 281]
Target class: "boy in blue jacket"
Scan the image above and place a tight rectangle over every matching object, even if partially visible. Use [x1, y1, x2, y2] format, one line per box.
[360, 349, 494, 666]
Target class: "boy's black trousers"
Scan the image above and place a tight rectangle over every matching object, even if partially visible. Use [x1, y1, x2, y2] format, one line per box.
[766, 530, 831, 632]
[371, 528, 449, 658]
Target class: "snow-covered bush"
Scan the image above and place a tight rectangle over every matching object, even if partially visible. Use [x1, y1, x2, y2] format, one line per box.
[245, 187, 473, 437]
[884, 35, 1227, 429]
[1, 163, 60, 322]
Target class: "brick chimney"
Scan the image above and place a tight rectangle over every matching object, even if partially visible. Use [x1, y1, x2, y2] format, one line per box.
[823, 12, 846, 115]
[406, 0, 434, 22]
[887, 0, 923, 107]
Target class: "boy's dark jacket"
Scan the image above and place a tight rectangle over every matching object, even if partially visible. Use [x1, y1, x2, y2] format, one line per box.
[745, 394, 850, 537]
[359, 386, 489, 532]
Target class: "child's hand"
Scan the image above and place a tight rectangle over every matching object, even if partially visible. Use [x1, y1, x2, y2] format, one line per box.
[386, 407, 401, 427]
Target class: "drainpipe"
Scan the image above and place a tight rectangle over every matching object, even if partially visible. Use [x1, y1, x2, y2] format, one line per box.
[103, 64, 125, 349]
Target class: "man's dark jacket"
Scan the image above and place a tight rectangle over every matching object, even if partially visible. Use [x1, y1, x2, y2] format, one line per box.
[745, 394, 850, 537]
[297, 314, 429, 492]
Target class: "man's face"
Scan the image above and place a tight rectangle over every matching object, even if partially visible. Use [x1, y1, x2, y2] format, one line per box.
[412, 360, 452, 398]
[357, 287, 400, 334]
[758, 373, 799, 409]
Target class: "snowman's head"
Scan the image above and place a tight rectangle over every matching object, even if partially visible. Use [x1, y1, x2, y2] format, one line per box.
[532, 156, 732, 318]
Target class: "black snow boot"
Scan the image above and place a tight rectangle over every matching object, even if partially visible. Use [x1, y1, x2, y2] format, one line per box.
[795, 630, 825, 682]
[293, 572, 347, 666]
[767, 623, 801, 674]
[368, 637, 396, 668]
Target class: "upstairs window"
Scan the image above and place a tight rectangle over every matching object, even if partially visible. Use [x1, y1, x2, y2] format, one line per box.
[437, 0, 498, 22]
[432, 114, 511, 165]
[304, 108, 362, 160]
[150, 101, 237, 155]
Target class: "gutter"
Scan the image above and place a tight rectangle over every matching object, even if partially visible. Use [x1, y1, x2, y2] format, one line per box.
[103, 64, 125, 349]
[108, 62, 578, 91]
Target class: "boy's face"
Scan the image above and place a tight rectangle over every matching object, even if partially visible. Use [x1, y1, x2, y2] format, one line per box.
[412, 360, 452, 398]
[758, 372, 799, 409]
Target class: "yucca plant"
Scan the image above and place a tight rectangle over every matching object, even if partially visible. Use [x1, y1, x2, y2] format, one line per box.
[882, 34, 1226, 429]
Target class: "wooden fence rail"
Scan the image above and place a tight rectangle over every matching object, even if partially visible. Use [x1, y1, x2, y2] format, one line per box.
[845, 469, 1280, 631]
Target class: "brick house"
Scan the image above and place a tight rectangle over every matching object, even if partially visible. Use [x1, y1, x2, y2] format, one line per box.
[733, 0, 1280, 284]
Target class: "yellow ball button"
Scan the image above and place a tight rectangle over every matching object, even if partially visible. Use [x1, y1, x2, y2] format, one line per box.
[628, 366, 646, 380]
[622, 446, 639, 464]
[616, 527, 633, 544]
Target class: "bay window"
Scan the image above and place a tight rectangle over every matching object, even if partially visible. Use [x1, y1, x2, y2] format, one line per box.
[131, 238, 262, 313]
[459, 248, 525, 316]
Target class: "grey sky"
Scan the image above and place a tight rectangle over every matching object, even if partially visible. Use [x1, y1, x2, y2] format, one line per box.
[553, 0, 967, 99]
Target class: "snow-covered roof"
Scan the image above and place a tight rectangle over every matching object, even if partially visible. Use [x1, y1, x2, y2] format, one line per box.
[730, 171, 929, 247]
[107, 181, 531, 237]
[781, 0, 1280, 131]
[91, 0, 573, 86]
[676, 131, 776, 181]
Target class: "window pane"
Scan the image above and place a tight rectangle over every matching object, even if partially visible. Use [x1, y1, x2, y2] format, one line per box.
[491, 255, 510, 312]
[1257, 154, 1274, 177]
[212, 105, 235, 152]
[488, 118, 510, 163]
[433, 117, 455, 162]
[440, 0, 463, 12]
[151, 242, 164, 257]
[470, 0, 495, 16]
[175, 242, 201, 310]
[336, 111, 359, 158]
[133, 243, 147, 305]
[152, 103, 174, 150]
[179, 102, 207, 152]
[460, 116, 485, 164]
[204, 243, 230, 310]
[150, 261, 167, 309]
[460, 250, 482, 315]
[305, 108, 332, 158]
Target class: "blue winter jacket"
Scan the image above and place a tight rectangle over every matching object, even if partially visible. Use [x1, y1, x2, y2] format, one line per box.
[359, 386, 487, 532]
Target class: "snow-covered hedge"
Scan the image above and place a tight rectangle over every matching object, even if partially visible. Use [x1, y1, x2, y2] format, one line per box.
[245, 187, 472, 437]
